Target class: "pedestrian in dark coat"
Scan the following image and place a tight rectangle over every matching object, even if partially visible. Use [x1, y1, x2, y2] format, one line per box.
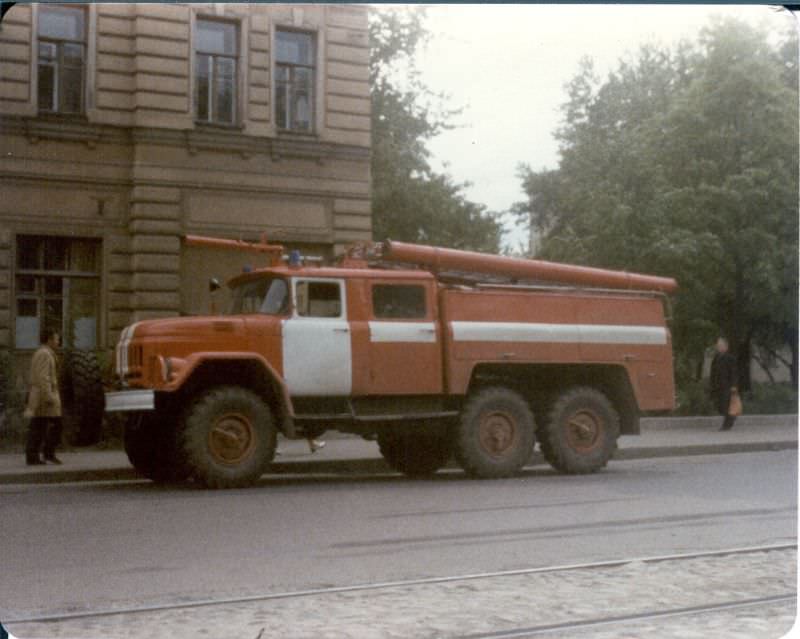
[24, 328, 63, 465]
[709, 337, 738, 431]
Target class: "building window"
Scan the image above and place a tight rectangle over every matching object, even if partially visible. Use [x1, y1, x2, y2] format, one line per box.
[195, 19, 238, 125]
[275, 29, 315, 133]
[15, 236, 101, 350]
[37, 4, 86, 114]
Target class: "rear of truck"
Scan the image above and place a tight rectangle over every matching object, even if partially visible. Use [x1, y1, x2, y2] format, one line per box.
[438, 284, 675, 475]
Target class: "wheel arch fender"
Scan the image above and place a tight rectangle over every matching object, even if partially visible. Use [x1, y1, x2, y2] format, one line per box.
[168, 353, 296, 437]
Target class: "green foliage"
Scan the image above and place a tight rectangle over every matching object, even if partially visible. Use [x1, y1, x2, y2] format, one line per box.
[673, 378, 716, 416]
[0, 350, 26, 449]
[515, 17, 799, 393]
[370, 6, 503, 253]
[743, 383, 798, 415]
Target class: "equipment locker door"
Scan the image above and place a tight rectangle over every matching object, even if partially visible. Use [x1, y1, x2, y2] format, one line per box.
[282, 278, 352, 396]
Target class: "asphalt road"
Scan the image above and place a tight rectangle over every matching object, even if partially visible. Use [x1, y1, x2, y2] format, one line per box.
[1, 451, 796, 622]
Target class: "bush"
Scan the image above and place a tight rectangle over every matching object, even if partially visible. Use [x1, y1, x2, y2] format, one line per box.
[743, 383, 798, 415]
[673, 378, 716, 416]
[671, 377, 798, 416]
[0, 350, 26, 450]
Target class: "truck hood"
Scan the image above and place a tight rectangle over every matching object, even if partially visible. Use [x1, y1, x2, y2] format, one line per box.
[130, 316, 248, 341]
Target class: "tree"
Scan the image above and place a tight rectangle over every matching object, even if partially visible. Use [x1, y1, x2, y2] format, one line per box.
[515, 17, 799, 390]
[370, 7, 503, 253]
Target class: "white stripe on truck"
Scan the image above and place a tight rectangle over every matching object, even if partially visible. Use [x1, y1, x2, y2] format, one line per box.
[368, 321, 437, 343]
[115, 323, 139, 378]
[451, 322, 667, 345]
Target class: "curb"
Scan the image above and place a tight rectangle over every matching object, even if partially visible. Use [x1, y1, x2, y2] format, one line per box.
[1, 440, 796, 485]
[641, 414, 798, 430]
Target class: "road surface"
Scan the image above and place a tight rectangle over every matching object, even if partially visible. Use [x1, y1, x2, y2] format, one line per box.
[1, 450, 795, 635]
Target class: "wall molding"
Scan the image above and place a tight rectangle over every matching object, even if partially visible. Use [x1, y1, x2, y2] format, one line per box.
[1, 115, 370, 162]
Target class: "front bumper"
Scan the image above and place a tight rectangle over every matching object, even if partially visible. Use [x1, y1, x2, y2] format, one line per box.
[105, 389, 156, 412]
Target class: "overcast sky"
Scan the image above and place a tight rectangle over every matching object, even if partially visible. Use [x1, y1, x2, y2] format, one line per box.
[412, 4, 795, 249]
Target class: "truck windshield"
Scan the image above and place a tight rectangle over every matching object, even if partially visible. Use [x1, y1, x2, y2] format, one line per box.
[229, 278, 289, 315]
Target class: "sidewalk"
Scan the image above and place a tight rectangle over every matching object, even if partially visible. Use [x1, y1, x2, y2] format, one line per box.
[0, 414, 795, 485]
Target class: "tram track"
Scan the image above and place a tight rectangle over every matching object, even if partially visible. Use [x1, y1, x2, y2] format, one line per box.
[6, 542, 795, 626]
[458, 593, 797, 638]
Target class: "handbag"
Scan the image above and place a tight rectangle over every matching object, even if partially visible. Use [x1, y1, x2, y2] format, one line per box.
[728, 391, 743, 417]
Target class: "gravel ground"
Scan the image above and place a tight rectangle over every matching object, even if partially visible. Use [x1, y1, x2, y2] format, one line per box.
[8, 548, 796, 639]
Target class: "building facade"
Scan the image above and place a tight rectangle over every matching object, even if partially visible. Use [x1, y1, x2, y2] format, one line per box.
[0, 3, 371, 362]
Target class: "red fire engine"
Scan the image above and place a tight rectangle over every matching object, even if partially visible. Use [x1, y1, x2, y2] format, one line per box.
[106, 236, 677, 488]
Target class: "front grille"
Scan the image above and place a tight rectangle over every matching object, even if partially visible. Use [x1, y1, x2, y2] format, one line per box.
[130, 345, 143, 368]
[126, 344, 144, 380]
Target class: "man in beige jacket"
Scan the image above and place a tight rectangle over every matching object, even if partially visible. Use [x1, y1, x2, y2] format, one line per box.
[24, 328, 63, 465]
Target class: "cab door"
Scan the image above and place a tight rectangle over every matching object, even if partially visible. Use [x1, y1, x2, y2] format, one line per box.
[282, 278, 352, 396]
[365, 281, 442, 395]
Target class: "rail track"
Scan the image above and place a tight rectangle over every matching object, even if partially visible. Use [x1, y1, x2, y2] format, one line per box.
[458, 593, 796, 638]
[6, 542, 795, 626]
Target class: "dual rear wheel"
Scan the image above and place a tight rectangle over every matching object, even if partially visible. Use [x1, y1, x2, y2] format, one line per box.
[537, 386, 620, 474]
[379, 385, 619, 479]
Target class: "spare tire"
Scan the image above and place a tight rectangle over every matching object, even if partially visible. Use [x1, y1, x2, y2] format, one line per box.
[61, 350, 105, 446]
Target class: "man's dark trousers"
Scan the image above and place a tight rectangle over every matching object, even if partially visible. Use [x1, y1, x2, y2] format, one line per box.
[26, 417, 62, 462]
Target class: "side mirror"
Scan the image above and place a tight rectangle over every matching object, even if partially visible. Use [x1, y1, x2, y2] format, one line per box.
[209, 277, 221, 293]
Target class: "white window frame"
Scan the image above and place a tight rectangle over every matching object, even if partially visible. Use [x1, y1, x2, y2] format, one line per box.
[32, 3, 95, 115]
[272, 25, 320, 135]
[291, 278, 346, 320]
[192, 15, 242, 126]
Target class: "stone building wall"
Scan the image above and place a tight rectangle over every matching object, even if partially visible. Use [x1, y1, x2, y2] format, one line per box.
[0, 3, 371, 354]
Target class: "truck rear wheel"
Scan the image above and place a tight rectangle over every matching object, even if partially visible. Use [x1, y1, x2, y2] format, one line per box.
[181, 386, 276, 489]
[453, 387, 535, 478]
[124, 412, 190, 483]
[539, 386, 619, 474]
[378, 430, 451, 477]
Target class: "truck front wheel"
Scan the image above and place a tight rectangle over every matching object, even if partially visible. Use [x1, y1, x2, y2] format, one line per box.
[377, 429, 451, 477]
[453, 387, 535, 478]
[123, 412, 190, 483]
[181, 386, 276, 489]
[538, 386, 620, 474]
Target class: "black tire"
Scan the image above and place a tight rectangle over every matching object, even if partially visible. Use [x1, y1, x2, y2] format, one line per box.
[124, 412, 190, 483]
[452, 387, 536, 478]
[181, 386, 276, 489]
[539, 386, 620, 474]
[377, 429, 451, 477]
[61, 350, 105, 446]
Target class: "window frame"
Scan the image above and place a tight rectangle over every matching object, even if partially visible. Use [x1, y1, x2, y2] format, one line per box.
[274, 27, 317, 134]
[371, 284, 429, 320]
[194, 16, 240, 126]
[13, 235, 102, 351]
[291, 278, 346, 319]
[36, 4, 88, 115]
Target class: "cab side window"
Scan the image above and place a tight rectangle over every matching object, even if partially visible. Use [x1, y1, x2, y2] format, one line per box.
[295, 280, 342, 318]
[372, 284, 426, 319]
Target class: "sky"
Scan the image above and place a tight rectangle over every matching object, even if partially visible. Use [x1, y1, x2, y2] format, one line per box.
[412, 4, 795, 249]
